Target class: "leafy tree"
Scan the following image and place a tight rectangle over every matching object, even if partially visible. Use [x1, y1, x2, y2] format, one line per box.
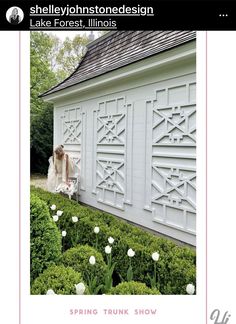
[30, 32, 58, 174]
[55, 34, 88, 80]
[30, 32, 89, 174]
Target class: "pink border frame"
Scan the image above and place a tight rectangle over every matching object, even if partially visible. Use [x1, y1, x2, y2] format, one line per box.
[205, 31, 208, 324]
[19, 30, 22, 324]
[18, 31, 208, 324]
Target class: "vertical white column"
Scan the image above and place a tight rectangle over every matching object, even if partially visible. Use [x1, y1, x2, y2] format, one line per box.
[124, 102, 133, 205]
[144, 100, 153, 210]
[80, 109, 86, 191]
[92, 108, 98, 194]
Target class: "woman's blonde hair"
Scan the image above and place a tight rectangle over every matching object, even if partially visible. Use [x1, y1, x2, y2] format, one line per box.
[54, 145, 64, 159]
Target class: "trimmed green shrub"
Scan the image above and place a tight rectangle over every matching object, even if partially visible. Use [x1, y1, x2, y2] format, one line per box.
[62, 244, 107, 286]
[31, 265, 84, 295]
[172, 245, 196, 264]
[161, 254, 196, 294]
[109, 281, 160, 295]
[30, 194, 62, 281]
[30, 187, 196, 295]
[30, 186, 94, 250]
[112, 238, 151, 283]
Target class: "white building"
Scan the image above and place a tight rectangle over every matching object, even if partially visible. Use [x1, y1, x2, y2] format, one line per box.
[41, 31, 196, 245]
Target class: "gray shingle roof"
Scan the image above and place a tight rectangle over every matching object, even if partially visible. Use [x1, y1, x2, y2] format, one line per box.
[41, 30, 196, 97]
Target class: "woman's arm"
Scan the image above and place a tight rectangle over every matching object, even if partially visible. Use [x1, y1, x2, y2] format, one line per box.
[66, 154, 69, 183]
[53, 153, 58, 174]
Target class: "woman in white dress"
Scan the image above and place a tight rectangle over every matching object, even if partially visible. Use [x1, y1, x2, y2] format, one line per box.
[47, 145, 74, 193]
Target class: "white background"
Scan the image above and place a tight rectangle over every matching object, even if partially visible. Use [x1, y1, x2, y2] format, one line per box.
[0, 31, 234, 324]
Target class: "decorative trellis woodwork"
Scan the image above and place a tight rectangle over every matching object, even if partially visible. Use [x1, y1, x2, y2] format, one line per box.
[71, 156, 81, 177]
[62, 107, 82, 145]
[92, 98, 133, 209]
[145, 82, 196, 233]
[60, 106, 86, 190]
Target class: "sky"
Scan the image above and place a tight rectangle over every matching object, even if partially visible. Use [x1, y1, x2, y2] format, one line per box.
[44, 30, 100, 41]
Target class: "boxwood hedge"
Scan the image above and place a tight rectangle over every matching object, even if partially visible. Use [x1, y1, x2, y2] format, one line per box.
[62, 244, 107, 286]
[109, 281, 160, 295]
[30, 193, 62, 282]
[31, 265, 84, 295]
[30, 186, 196, 294]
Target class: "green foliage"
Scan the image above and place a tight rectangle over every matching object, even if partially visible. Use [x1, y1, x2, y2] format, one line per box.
[102, 248, 116, 292]
[62, 244, 107, 287]
[112, 238, 155, 285]
[31, 265, 84, 295]
[31, 187, 196, 294]
[30, 32, 58, 174]
[161, 254, 196, 294]
[30, 32, 89, 174]
[126, 264, 134, 282]
[30, 104, 53, 174]
[104, 259, 116, 292]
[109, 281, 160, 295]
[30, 194, 62, 281]
[147, 262, 157, 289]
[56, 35, 88, 80]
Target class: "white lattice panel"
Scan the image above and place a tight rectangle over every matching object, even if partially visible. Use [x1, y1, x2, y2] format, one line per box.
[59, 106, 86, 190]
[92, 98, 133, 209]
[145, 82, 196, 234]
[62, 107, 82, 145]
